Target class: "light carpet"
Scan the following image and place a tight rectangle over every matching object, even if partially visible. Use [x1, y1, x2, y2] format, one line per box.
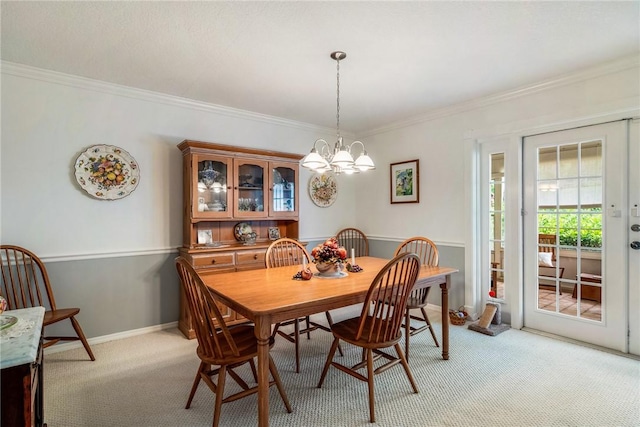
[44, 312, 640, 427]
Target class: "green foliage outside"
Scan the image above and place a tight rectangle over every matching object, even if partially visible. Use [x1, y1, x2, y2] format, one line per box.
[538, 208, 602, 248]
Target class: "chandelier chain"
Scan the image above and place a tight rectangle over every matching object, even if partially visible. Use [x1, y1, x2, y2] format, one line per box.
[336, 56, 340, 139]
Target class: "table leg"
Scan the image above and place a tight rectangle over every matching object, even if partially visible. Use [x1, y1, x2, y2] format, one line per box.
[440, 277, 450, 360]
[255, 316, 271, 427]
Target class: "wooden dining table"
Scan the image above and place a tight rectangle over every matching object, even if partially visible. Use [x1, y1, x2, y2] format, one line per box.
[201, 256, 458, 427]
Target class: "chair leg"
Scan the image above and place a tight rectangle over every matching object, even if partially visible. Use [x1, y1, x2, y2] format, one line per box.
[395, 343, 418, 394]
[317, 337, 340, 388]
[269, 355, 292, 413]
[186, 362, 206, 409]
[324, 311, 344, 357]
[405, 309, 411, 362]
[294, 318, 301, 373]
[305, 316, 311, 339]
[366, 348, 375, 423]
[70, 316, 95, 361]
[421, 307, 440, 347]
[249, 358, 258, 383]
[271, 323, 281, 339]
[213, 365, 226, 427]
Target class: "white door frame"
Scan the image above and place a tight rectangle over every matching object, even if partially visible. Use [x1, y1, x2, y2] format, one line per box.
[465, 108, 639, 340]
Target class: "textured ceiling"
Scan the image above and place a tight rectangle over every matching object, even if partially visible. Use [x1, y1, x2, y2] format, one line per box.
[2, 1, 639, 134]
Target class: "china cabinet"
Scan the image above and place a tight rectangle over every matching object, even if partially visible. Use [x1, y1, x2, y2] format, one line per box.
[177, 140, 303, 338]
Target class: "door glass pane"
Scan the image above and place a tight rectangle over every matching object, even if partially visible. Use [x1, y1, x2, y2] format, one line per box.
[198, 160, 228, 212]
[536, 141, 602, 321]
[238, 163, 265, 212]
[489, 153, 504, 300]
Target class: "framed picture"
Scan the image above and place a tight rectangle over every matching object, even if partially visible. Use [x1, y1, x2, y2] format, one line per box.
[268, 227, 281, 240]
[197, 229, 213, 245]
[390, 159, 419, 204]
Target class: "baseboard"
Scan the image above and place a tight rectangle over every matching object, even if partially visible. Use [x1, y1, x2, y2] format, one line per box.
[43, 321, 179, 356]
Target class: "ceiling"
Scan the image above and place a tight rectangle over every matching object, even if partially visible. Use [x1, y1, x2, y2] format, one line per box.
[2, 1, 638, 134]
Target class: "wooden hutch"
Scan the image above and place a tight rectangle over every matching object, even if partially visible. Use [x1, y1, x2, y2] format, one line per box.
[177, 140, 302, 338]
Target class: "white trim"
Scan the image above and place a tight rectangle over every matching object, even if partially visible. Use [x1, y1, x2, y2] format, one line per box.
[40, 247, 179, 263]
[361, 55, 640, 138]
[43, 321, 179, 356]
[303, 235, 464, 248]
[0, 61, 347, 137]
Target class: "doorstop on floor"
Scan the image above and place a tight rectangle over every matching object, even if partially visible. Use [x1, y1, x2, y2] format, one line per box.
[468, 302, 510, 336]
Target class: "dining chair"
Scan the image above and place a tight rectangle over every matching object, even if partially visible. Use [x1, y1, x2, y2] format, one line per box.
[335, 227, 369, 257]
[175, 257, 291, 427]
[265, 238, 341, 373]
[394, 236, 440, 361]
[317, 252, 421, 423]
[0, 245, 95, 361]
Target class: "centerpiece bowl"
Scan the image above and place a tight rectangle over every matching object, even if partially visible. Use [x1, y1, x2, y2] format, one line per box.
[311, 237, 348, 277]
[315, 261, 343, 276]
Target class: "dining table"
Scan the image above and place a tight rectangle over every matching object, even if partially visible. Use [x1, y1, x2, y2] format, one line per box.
[200, 256, 458, 427]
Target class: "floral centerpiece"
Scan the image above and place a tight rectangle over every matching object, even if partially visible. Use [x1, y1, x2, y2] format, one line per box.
[311, 237, 348, 276]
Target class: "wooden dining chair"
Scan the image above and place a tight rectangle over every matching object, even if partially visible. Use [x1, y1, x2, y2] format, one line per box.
[265, 238, 341, 373]
[0, 245, 95, 361]
[335, 227, 369, 257]
[317, 252, 421, 423]
[394, 237, 440, 361]
[175, 257, 291, 427]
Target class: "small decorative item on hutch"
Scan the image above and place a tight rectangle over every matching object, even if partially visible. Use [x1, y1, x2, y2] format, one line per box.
[311, 237, 348, 277]
[74, 144, 140, 200]
[390, 159, 419, 204]
[268, 227, 281, 240]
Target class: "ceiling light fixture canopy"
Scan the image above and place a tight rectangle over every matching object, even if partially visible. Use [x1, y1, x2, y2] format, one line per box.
[301, 51, 375, 175]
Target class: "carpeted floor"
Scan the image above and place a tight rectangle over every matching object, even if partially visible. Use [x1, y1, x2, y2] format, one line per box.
[43, 310, 639, 427]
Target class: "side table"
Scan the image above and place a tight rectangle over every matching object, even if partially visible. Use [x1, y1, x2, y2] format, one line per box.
[1, 306, 46, 427]
[573, 273, 602, 303]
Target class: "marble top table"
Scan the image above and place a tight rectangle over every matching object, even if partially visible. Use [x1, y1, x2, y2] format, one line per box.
[0, 306, 45, 369]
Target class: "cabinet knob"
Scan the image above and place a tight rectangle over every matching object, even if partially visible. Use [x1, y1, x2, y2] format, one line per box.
[253, 254, 258, 260]
[211, 259, 216, 264]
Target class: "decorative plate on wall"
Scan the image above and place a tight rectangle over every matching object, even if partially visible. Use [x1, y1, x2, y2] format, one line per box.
[309, 172, 338, 207]
[74, 145, 140, 200]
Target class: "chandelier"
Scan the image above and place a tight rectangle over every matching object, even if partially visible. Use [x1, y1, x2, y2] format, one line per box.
[301, 51, 375, 175]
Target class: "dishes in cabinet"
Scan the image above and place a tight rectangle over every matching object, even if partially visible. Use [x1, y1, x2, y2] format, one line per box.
[74, 144, 140, 200]
[234, 222, 253, 241]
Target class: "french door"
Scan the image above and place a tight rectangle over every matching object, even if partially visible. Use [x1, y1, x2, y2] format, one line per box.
[523, 121, 628, 352]
[629, 119, 640, 355]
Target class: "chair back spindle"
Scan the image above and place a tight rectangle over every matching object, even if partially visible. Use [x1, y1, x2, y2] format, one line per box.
[1, 245, 55, 311]
[175, 257, 239, 359]
[335, 228, 369, 257]
[265, 238, 310, 268]
[357, 253, 421, 343]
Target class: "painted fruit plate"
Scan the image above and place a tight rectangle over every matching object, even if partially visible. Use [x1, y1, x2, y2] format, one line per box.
[75, 145, 140, 200]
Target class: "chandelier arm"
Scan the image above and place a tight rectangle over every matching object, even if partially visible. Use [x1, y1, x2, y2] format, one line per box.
[346, 140, 366, 155]
[314, 139, 332, 158]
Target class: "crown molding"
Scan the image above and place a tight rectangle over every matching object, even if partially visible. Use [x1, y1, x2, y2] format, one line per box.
[1, 61, 337, 135]
[359, 54, 640, 138]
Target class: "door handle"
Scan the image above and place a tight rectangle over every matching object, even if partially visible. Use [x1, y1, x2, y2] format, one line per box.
[631, 241, 640, 250]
